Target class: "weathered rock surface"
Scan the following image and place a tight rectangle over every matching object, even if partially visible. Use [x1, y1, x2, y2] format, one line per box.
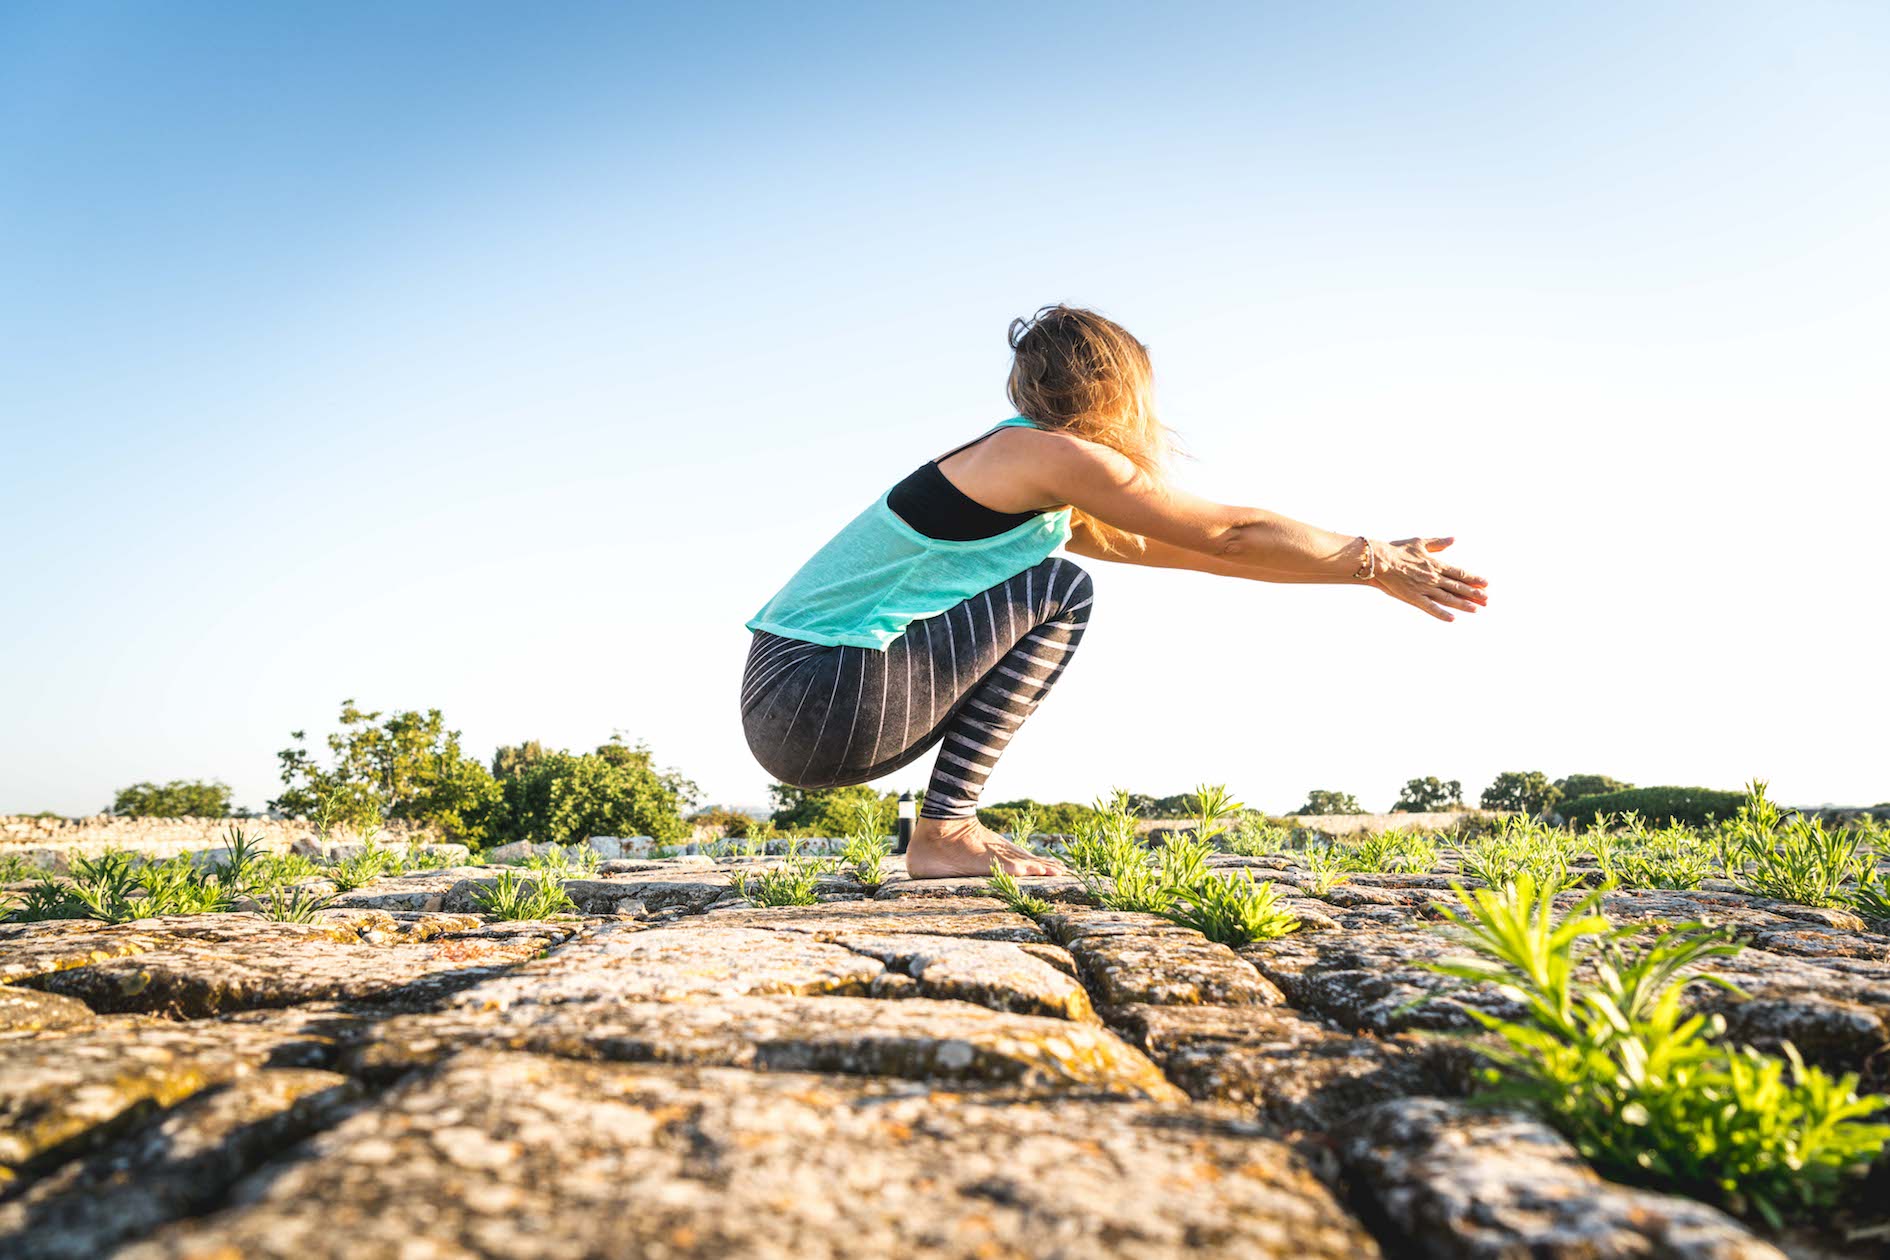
[703, 895, 1047, 942]
[352, 992, 1184, 1099]
[0, 1068, 360, 1260]
[0, 1011, 348, 1173]
[831, 932, 1097, 1021]
[1338, 1098, 1787, 1258]
[1110, 1003, 1446, 1130]
[121, 1050, 1378, 1260]
[2, 861, 1883, 1256]
[22, 921, 559, 1017]
[445, 924, 886, 1009]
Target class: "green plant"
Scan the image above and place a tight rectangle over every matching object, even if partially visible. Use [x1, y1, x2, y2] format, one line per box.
[1560, 785, 1746, 830]
[0, 854, 55, 883]
[1345, 827, 1439, 874]
[839, 796, 894, 887]
[1852, 868, 1890, 922]
[1452, 815, 1579, 894]
[1226, 814, 1293, 857]
[324, 847, 396, 891]
[520, 844, 601, 877]
[1165, 869, 1299, 946]
[109, 779, 232, 818]
[1553, 773, 1633, 802]
[65, 850, 144, 923]
[1479, 770, 1563, 816]
[137, 855, 235, 915]
[475, 868, 578, 919]
[1725, 781, 1866, 908]
[213, 825, 271, 897]
[768, 783, 895, 836]
[1423, 874, 1890, 1228]
[1393, 776, 1464, 812]
[1296, 789, 1363, 816]
[732, 859, 823, 907]
[1299, 844, 1351, 895]
[986, 869, 1052, 917]
[3, 875, 82, 922]
[256, 883, 338, 923]
[978, 798, 1100, 837]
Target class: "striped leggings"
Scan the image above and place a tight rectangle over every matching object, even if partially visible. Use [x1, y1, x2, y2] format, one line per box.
[740, 557, 1093, 820]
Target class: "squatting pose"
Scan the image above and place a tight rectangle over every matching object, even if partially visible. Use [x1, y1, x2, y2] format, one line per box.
[741, 305, 1490, 878]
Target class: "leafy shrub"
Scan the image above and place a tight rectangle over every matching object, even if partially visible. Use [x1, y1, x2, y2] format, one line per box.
[1226, 815, 1294, 857]
[500, 739, 694, 846]
[839, 797, 893, 887]
[768, 783, 894, 836]
[1479, 771, 1562, 816]
[978, 799, 1100, 836]
[1299, 845, 1351, 895]
[110, 779, 232, 818]
[1296, 789, 1363, 816]
[1344, 827, 1440, 874]
[1559, 786, 1746, 830]
[1393, 777, 1463, 812]
[1553, 773, 1633, 801]
[691, 805, 761, 838]
[273, 700, 504, 842]
[1424, 874, 1890, 1228]
[256, 883, 337, 923]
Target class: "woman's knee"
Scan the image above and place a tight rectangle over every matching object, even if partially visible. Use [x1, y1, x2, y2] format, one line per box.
[1042, 557, 1094, 621]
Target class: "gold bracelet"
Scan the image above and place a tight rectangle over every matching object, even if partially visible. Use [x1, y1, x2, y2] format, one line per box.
[1350, 537, 1375, 581]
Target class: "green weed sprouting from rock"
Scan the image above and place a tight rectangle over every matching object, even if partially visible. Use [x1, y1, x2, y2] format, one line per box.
[138, 855, 235, 915]
[2, 876, 79, 922]
[1344, 827, 1440, 874]
[65, 850, 145, 922]
[732, 859, 824, 907]
[1422, 872, 1890, 1228]
[1299, 844, 1351, 896]
[1226, 814, 1294, 858]
[520, 844, 601, 877]
[1852, 867, 1890, 924]
[1452, 815, 1579, 894]
[1724, 782, 1866, 908]
[838, 798, 894, 888]
[213, 825, 270, 897]
[985, 869, 1052, 917]
[256, 883, 338, 923]
[1004, 803, 1043, 851]
[1164, 869, 1299, 946]
[324, 847, 396, 892]
[475, 868, 578, 919]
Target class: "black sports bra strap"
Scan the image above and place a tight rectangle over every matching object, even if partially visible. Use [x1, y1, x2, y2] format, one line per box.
[931, 420, 1024, 465]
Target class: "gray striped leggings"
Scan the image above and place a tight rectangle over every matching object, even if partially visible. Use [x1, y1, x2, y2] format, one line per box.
[740, 557, 1093, 820]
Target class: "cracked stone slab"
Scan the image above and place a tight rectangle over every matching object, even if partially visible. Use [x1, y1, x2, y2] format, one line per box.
[1241, 929, 1524, 1034]
[0, 1012, 350, 1174]
[698, 896, 1047, 942]
[324, 867, 490, 912]
[1108, 1003, 1446, 1130]
[831, 933, 1096, 1021]
[1069, 931, 1285, 1008]
[22, 929, 554, 1018]
[351, 993, 1183, 1099]
[1337, 1098, 1786, 1259]
[444, 924, 886, 1010]
[1039, 905, 1200, 943]
[0, 921, 166, 985]
[442, 872, 736, 915]
[121, 1050, 1376, 1260]
[0, 986, 97, 1035]
[872, 872, 1092, 903]
[0, 1068, 361, 1260]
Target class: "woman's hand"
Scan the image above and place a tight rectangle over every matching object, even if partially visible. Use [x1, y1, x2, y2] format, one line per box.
[1369, 536, 1488, 622]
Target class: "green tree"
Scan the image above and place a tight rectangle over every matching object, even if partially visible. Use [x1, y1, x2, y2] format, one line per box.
[1296, 789, 1364, 816]
[500, 739, 695, 845]
[1393, 776, 1463, 812]
[110, 779, 232, 818]
[768, 783, 894, 835]
[1553, 773, 1633, 801]
[272, 699, 503, 842]
[491, 740, 547, 780]
[1480, 770, 1563, 816]
[977, 799, 1101, 835]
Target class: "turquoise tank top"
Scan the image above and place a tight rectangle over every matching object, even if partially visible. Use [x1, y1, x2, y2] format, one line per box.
[747, 417, 1073, 649]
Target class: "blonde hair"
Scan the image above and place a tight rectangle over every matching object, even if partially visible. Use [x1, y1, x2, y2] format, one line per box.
[1006, 304, 1171, 554]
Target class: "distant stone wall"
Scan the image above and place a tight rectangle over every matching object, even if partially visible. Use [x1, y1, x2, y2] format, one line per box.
[1139, 809, 1510, 839]
[0, 815, 441, 871]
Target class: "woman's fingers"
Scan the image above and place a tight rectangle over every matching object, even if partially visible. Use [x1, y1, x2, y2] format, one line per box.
[1424, 536, 1455, 552]
[1430, 589, 1481, 614]
[1440, 578, 1487, 603]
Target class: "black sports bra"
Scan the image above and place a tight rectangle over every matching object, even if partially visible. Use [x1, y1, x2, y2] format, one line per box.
[886, 462, 1041, 541]
[886, 424, 1058, 541]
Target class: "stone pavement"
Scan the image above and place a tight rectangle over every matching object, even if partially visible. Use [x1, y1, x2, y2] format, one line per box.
[3, 854, 1885, 1258]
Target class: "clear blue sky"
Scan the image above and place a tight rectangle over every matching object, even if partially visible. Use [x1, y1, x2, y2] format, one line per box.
[4, 1, 1886, 816]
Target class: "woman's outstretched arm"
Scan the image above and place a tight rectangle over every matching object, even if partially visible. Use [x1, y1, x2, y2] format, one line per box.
[1017, 429, 1489, 622]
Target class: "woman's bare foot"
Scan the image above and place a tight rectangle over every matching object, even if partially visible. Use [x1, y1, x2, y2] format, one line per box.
[906, 816, 1069, 879]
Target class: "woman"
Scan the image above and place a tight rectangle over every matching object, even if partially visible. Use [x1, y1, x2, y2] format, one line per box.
[741, 305, 1489, 879]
